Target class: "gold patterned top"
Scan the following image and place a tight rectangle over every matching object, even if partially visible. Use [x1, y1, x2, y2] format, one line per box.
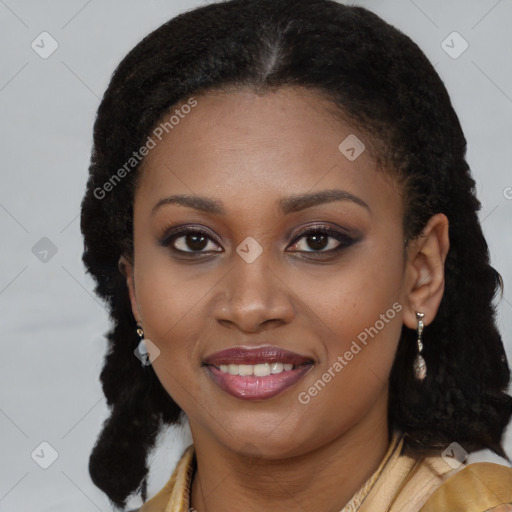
[137, 430, 512, 512]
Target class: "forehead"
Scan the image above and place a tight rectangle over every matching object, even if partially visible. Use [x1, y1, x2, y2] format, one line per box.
[135, 86, 402, 219]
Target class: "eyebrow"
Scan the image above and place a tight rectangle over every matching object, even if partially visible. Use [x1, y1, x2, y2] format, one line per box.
[151, 189, 370, 216]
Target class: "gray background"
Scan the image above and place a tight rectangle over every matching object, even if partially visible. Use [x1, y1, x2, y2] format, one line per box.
[1, 0, 511, 510]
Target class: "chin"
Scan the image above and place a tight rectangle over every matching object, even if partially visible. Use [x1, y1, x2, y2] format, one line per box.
[214, 409, 317, 459]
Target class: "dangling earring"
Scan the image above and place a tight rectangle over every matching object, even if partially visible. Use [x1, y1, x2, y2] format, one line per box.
[413, 312, 427, 380]
[135, 324, 151, 366]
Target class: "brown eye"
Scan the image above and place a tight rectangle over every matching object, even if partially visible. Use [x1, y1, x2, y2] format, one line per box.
[302, 233, 330, 251]
[161, 228, 222, 254]
[177, 232, 210, 252]
[288, 227, 358, 253]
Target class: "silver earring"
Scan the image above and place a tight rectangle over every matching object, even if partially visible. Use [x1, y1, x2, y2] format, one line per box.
[413, 312, 427, 380]
[135, 324, 151, 366]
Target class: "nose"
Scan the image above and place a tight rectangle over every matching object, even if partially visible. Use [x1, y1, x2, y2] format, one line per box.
[212, 250, 296, 333]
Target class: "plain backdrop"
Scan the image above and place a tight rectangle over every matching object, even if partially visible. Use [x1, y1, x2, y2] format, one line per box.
[1, 1, 511, 511]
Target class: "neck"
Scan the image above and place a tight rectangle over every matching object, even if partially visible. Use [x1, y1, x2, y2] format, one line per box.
[189, 401, 391, 512]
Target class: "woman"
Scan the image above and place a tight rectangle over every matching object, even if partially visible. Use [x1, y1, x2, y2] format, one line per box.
[80, 0, 512, 510]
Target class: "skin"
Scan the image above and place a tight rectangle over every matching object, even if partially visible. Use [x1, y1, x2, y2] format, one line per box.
[119, 87, 449, 512]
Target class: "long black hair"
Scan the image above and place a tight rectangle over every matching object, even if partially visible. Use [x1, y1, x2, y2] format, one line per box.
[80, 0, 512, 508]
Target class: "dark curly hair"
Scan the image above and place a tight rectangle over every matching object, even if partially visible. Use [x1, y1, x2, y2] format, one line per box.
[80, 0, 512, 508]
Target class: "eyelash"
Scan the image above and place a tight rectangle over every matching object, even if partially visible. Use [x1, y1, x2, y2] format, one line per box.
[159, 224, 360, 259]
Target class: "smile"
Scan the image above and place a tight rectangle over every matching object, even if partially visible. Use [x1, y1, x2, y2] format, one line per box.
[203, 346, 314, 400]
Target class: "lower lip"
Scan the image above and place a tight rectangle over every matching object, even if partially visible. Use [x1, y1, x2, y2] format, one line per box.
[206, 365, 313, 401]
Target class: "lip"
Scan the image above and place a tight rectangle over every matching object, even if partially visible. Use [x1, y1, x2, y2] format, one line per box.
[203, 346, 314, 401]
[203, 346, 313, 366]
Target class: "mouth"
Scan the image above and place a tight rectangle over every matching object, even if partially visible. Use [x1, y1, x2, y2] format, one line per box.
[203, 346, 314, 401]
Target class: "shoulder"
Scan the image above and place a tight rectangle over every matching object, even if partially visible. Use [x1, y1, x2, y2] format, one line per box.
[419, 462, 512, 512]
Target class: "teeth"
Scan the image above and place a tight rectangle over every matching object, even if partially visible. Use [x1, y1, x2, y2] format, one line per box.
[238, 364, 253, 376]
[270, 362, 284, 374]
[254, 363, 271, 377]
[217, 362, 296, 376]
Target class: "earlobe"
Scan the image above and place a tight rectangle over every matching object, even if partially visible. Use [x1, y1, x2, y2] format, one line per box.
[118, 255, 141, 324]
[118, 255, 131, 279]
[403, 213, 450, 330]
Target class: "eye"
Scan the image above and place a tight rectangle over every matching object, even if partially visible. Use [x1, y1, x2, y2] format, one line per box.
[288, 226, 358, 254]
[161, 227, 222, 254]
[159, 224, 360, 258]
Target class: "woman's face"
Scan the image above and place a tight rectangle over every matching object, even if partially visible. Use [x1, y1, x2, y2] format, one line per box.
[124, 87, 411, 458]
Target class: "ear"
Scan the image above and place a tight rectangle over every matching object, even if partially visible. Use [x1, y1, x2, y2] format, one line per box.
[118, 255, 141, 324]
[402, 213, 450, 329]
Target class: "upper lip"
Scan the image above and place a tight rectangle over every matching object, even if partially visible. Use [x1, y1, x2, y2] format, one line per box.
[203, 345, 314, 367]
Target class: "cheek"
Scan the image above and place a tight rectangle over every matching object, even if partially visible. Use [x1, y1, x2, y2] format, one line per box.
[292, 263, 404, 439]
[135, 272, 209, 350]
[294, 241, 404, 344]
[291, 237, 405, 407]
[132, 242, 212, 382]
[134, 266, 210, 411]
